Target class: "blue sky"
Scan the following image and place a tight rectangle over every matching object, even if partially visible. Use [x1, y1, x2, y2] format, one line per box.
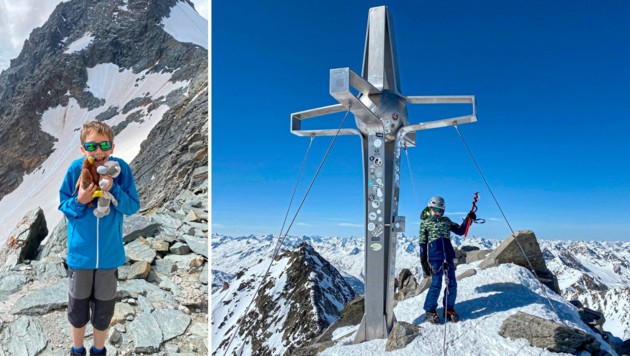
[212, 0, 630, 241]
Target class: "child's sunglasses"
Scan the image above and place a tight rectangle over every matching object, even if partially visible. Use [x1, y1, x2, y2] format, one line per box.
[83, 141, 112, 152]
[430, 207, 444, 214]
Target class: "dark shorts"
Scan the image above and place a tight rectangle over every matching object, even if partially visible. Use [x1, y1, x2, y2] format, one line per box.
[67, 268, 118, 331]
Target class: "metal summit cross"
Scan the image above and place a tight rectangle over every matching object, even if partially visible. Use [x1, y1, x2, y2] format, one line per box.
[290, 6, 477, 342]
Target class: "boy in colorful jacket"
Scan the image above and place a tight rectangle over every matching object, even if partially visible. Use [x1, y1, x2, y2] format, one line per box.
[59, 121, 140, 356]
[420, 196, 475, 324]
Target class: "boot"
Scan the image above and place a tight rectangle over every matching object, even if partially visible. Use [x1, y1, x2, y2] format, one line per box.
[425, 311, 440, 325]
[70, 346, 86, 356]
[89, 346, 107, 355]
[446, 308, 459, 323]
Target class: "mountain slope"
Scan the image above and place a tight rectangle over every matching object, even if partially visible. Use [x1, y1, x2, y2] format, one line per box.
[212, 242, 356, 355]
[212, 234, 630, 349]
[0, 0, 208, 244]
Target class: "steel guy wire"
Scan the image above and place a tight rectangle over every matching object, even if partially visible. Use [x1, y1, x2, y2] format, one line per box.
[222, 110, 350, 355]
[453, 125, 559, 316]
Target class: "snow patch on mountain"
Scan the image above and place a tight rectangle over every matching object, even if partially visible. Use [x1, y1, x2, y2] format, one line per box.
[162, 1, 208, 50]
[0, 63, 189, 245]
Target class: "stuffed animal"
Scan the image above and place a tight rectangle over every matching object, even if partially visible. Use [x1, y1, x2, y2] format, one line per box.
[92, 160, 121, 218]
[74, 156, 100, 207]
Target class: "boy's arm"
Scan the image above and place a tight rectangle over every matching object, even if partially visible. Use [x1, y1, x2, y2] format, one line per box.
[109, 161, 140, 215]
[58, 166, 88, 219]
[450, 216, 471, 236]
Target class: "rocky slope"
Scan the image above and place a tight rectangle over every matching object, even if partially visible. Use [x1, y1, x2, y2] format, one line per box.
[212, 242, 356, 355]
[0, 184, 208, 355]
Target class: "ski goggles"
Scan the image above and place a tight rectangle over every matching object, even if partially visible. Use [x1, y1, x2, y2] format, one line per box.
[82, 141, 112, 152]
[430, 207, 444, 214]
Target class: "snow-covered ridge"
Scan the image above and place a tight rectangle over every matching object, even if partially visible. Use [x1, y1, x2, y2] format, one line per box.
[212, 234, 630, 346]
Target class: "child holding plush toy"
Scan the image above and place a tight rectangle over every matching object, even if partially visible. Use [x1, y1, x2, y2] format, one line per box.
[58, 121, 140, 356]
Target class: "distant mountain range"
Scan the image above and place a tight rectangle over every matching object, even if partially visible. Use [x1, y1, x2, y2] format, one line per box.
[211, 234, 630, 354]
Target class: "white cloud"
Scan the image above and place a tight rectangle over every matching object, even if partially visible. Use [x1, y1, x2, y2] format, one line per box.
[0, 0, 64, 71]
[212, 223, 226, 228]
[297, 222, 314, 227]
[338, 223, 363, 228]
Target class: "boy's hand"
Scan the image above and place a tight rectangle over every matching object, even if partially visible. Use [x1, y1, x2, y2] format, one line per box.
[77, 182, 97, 204]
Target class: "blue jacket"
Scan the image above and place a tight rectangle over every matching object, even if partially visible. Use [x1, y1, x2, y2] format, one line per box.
[59, 156, 140, 270]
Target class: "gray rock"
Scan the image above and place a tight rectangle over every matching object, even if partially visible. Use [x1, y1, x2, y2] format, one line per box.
[128, 261, 151, 280]
[183, 235, 208, 258]
[117, 265, 130, 280]
[183, 220, 207, 233]
[0, 316, 49, 356]
[396, 269, 421, 300]
[129, 313, 163, 353]
[199, 264, 208, 285]
[0, 273, 29, 301]
[11, 278, 68, 315]
[465, 249, 491, 263]
[456, 268, 477, 281]
[170, 242, 191, 255]
[125, 237, 156, 263]
[37, 217, 68, 260]
[123, 214, 161, 243]
[163, 254, 204, 271]
[151, 240, 170, 252]
[117, 279, 178, 309]
[153, 258, 178, 275]
[478, 230, 561, 294]
[499, 311, 600, 353]
[138, 295, 154, 314]
[189, 322, 207, 338]
[0, 207, 48, 271]
[111, 302, 135, 325]
[385, 321, 420, 351]
[109, 328, 123, 345]
[152, 308, 191, 341]
[33, 256, 67, 280]
[152, 211, 184, 230]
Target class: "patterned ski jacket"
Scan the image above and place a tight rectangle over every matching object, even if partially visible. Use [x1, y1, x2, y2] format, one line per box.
[419, 208, 470, 262]
[59, 156, 140, 270]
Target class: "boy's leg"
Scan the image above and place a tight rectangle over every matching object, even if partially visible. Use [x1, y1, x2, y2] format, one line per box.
[68, 268, 95, 349]
[423, 262, 444, 312]
[442, 260, 457, 310]
[91, 268, 118, 349]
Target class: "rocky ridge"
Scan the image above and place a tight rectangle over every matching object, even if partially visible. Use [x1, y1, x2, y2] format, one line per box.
[0, 185, 208, 355]
[212, 243, 356, 355]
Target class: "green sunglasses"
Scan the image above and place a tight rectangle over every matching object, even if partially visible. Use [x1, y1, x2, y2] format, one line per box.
[430, 207, 444, 213]
[83, 141, 112, 152]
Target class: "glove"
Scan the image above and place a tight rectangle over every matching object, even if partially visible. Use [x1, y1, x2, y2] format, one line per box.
[467, 212, 476, 221]
[420, 243, 431, 278]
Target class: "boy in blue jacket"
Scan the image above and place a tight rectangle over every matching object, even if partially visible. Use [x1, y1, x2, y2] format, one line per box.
[420, 196, 475, 324]
[59, 121, 140, 356]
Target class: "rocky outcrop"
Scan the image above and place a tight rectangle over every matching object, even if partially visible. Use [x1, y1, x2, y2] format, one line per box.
[396, 268, 421, 300]
[214, 243, 356, 356]
[479, 230, 561, 294]
[499, 311, 600, 353]
[0, 208, 48, 271]
[0, 186, 208, 355]
[385, 321, 420, 352]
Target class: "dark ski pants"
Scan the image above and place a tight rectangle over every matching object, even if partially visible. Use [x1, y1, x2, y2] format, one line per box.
[423, 259, 457, 312]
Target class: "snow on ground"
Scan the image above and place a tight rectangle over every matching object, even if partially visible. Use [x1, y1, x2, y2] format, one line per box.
[0, 63, 189, 245]
[162, 1, 208, 50]
[321, 263, 614, 355]
[64, 32, 94, 54]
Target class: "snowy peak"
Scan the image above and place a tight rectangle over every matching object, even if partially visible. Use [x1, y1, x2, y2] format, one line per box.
[212, 242, 356, 355]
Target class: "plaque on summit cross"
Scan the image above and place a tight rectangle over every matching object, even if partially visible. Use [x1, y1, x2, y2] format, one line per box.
[291, 6, 477, 343]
